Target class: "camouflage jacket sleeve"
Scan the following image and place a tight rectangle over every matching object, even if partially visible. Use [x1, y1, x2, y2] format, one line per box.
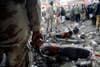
[26, 0, 41, 31]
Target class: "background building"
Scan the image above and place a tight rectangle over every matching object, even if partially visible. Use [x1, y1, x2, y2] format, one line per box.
[41, 0, 48, 10]
[40, 0, 98, 11]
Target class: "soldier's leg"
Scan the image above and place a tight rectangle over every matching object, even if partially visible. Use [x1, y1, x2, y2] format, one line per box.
[50, 18, 52, 32]
[7, 46, 29, 67]
[46, 19, 49, 33]
[98, 15, 100, 32]
[49, 19, 51, 33]
[51, 17, 53, 32]
[96, 15, 100, 32]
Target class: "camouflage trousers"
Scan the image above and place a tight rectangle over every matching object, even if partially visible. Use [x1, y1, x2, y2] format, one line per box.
[96, 15, 100, 31]
[46, 17, 54, 33]
[0, 46, 29, 67]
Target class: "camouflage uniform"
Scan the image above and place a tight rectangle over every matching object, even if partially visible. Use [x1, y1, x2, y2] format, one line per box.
[95, 1, 100, 32]
[0, 0, 41, 67]
[46, 5, 54, 32]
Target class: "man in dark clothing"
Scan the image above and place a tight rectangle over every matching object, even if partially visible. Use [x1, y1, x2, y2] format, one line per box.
[95, 0, 100, 32]
[61, 7, 65, 16]
[74, 5, 80, 22]
[41, 45, 91, 61]
[61, 7, 66, 23]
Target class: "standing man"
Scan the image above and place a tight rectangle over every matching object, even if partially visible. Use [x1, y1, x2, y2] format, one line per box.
[46, 1, 54, 33]
[71, 5, 75, 21]
[74, 5, 81, 22]
[0, 0, 41, 67]
[60, 7, 66, 23]
[80, 4, 87, 21]
[95, 0, 100, 32]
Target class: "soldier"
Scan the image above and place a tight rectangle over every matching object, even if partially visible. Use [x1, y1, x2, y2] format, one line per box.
[73, 5, 81, 22]
[46, 1, 54, 33]
[0, 0, 41, 67]
[95, 0, 100, 33]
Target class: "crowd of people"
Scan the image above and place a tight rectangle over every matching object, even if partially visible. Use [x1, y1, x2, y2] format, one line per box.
[41, 0, 100, 33]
